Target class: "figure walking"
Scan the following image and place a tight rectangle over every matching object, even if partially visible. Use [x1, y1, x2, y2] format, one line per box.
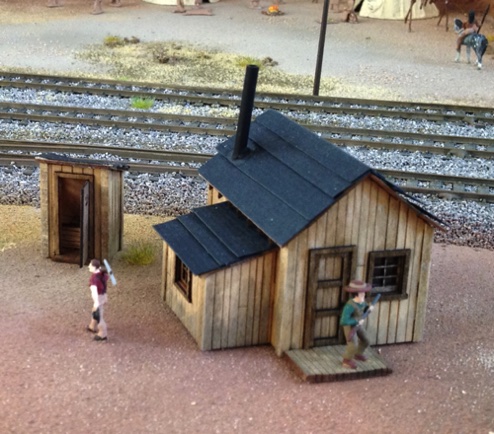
[87, 259, 109, 341]
[340, 279, 376, 369]
[455, 10, 480, 60]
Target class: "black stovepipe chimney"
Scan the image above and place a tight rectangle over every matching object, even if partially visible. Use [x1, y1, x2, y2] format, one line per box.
[232, 64, 259, 160]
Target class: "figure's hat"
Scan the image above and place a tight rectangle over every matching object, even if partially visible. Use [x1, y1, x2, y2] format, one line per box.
[344, 280, 372, 293]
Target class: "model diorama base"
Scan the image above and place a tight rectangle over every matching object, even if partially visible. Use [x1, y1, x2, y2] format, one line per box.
[285, 346, 392, 383]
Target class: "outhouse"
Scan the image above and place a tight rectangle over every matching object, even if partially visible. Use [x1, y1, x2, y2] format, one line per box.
[37, 153, 128, 267]
[153, 110, 446, 356]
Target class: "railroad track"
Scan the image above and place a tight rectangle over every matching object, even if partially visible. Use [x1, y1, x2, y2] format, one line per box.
[2, 140, 494, 202]
[1, 101, 494, 159]
[1, 71, 494, 125]
[1, 71, 494, 202]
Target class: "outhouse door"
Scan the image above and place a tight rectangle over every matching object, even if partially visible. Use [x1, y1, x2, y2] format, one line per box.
[304, 246, 356, 348]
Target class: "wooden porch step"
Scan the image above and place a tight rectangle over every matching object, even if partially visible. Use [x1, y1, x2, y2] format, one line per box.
[284, 345, 392, 383]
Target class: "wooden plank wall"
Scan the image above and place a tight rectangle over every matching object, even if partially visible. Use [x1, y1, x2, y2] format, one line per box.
[272, 176, 434, 355]
[163, 246, 205, 346]
[200, 251, 276, 351]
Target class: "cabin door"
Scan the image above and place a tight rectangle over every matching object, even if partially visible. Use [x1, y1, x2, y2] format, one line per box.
[79, 181, 90, 268]
[304, 246, 356, 348]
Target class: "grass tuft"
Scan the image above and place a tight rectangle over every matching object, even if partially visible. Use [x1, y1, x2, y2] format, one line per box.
[130, 96, 155, 109]
[120, 241, 156, 265]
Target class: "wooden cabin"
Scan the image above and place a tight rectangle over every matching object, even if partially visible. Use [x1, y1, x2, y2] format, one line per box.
[153, 110, 444, 356]
[37, 153, 128, 267]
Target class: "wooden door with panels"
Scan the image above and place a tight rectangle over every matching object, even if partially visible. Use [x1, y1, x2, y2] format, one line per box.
[304, 246, 356, 348]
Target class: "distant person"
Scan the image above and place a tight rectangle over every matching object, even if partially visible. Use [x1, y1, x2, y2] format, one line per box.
[86, 259, 109, 341]
[92, 0, 121, 15]
[456, 10, 480, 55]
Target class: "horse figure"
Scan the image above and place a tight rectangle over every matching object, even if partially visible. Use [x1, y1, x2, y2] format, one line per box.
[454, 18, 488, 69]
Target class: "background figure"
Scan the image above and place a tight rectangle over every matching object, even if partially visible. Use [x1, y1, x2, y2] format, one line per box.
[87, 258, 109, 341]
[339, 280, 375, 369]
[92, 0, 121, 15]
[456, 10, 480, 54]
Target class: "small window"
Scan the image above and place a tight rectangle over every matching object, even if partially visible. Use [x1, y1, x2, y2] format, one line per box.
[367, 249, 411, 300]
[174, 257, 192, 303]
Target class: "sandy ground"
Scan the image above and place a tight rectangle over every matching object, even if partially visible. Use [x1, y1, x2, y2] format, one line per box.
[1, 205, 494, 434]
[0, 0, 493, 105]
[1, 2, 494, 433]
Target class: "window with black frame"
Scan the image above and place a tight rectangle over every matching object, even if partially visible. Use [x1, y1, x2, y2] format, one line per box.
[174, 256, 192, 303]
[367, 249, 411, 300]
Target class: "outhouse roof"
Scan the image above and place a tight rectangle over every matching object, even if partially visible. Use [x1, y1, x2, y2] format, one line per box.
[36, 153, 129, 171]
[199, 110, 444, 246]
[153, 201, 276, 276]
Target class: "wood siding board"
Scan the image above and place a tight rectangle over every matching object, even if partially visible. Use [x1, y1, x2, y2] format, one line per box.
[161, 243, 168, 301]
[201, 274, 216, 351]
[211, 269, 225, 350]
[260, 252, 275, 344]
[335, 194, 348, 246]
[373, 186, 390, 345]
[363, 181, 378, 344]
[356, 180, 371, 280]
[252, 256, 263, 345]
[273, 238, 298, 355]
[99, 169, 110, 260]
[384, 195, 401, 344]
[221, 266, 232, 349]
[281, 237, 299, 352]
[291, 227, 309, 349]
[350, 184, 363, 248]
[414, 225, 434, 341]
[236, 261, 250, 347]
[39, 163, 49, 257]
[395, 201, 411, 342]
[244, 260, 256, 346]
[344, 186, 355, 245]
[405, 209, 421, 342]
[227, 264, 241, 348]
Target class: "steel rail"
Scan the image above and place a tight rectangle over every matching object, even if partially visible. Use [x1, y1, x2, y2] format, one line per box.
[1, 71, 493, 124]
[1, 103, 493, 159]
[2, 149, 494, 202]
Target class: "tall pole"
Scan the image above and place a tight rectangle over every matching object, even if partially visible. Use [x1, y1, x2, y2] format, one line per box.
[313, 0, 330, 96]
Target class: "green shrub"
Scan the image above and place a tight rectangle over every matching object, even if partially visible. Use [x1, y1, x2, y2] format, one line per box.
[121, 241, 156, 265]
[103, 35, 125, 48]
[130, 97, 155, 110]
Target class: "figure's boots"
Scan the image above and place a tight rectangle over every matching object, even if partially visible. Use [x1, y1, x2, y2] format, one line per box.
[342, 358, 357, 369]
[454, 50, 460, 63]
[47, 0, 61, 7]
[92, 0, 104, 14]
[110, 0, 122, 7]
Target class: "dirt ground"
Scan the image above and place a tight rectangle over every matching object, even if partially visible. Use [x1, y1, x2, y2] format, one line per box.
[0, 0, 494, 105]
[0, 1, 494, 433]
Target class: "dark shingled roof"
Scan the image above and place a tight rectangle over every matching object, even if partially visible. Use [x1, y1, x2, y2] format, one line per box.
[36, 153, 129, 171]
[199, 110, 372, 246]
[153, 202, 275, 276]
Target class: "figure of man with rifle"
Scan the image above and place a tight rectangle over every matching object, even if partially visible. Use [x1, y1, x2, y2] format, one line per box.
[340, 280, 380, 369]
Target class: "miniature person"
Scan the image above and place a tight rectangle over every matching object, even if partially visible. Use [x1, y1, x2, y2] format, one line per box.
[456, 10, 480, 56]
[87, 259, 109, 341]
[340, 279, 375, 369]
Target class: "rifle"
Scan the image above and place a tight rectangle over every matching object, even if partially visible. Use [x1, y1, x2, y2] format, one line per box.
[478, 4, 490, 34]
[347, 293, 381, 340]
[104, 259, 117, 286]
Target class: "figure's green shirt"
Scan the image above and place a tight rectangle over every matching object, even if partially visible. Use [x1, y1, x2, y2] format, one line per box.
[340, 299, 368, 326]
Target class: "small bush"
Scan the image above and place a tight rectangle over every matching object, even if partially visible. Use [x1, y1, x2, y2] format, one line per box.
[130, 97, 155, 110]
[103, 35, 125, 48]
[121, 241, 156, 265]
[236, 56, 264, 69]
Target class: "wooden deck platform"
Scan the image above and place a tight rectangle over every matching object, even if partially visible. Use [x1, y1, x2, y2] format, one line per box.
[284, 346, 392, 383]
